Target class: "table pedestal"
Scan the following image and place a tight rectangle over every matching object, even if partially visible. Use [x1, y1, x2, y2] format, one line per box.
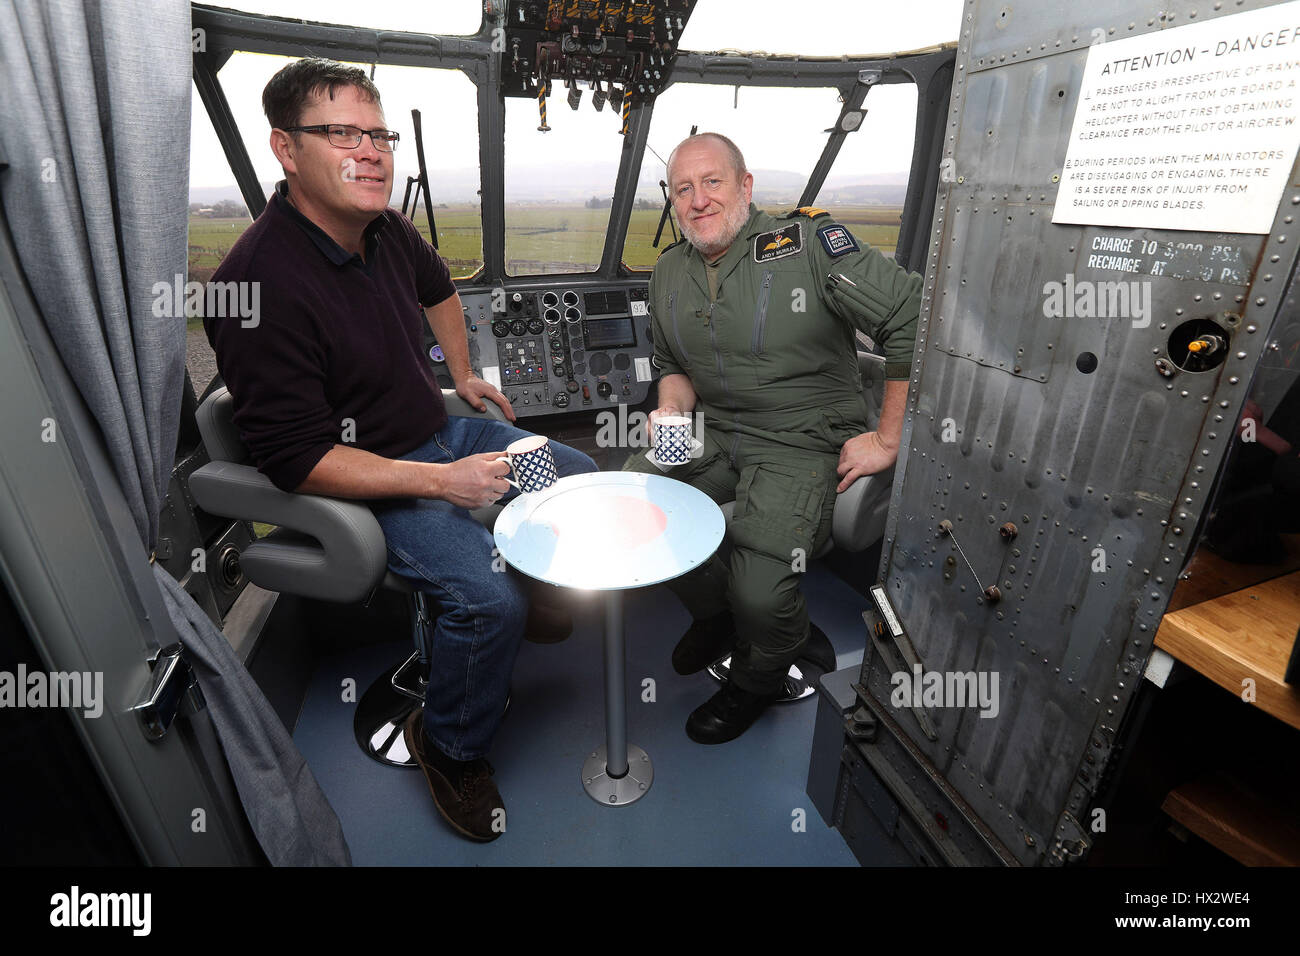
[581, 590, 653, 805]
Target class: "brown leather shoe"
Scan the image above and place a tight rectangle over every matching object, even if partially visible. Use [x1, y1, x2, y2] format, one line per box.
[404, 711, 505, 842]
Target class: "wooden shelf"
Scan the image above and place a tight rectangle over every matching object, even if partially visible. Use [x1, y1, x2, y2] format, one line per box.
[1167, 534, 1300, 612]
[1155, 569, 1300, 730]
[1163, 774, 1300, 866]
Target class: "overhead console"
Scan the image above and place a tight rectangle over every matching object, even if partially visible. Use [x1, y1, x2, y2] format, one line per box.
[499, 0, 697, 125]
[426, 280, 656, 418]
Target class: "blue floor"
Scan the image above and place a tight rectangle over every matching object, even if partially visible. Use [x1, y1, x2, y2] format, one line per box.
[293, 562, 867, 866]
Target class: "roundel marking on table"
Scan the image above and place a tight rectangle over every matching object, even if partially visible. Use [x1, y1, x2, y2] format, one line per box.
[548, 496, 667, 548]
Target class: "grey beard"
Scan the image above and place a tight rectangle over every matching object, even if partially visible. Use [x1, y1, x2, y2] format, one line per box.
[682, 202, 750, 258]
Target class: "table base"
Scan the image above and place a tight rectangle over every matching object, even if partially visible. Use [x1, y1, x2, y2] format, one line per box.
[582, 743, 653, 806]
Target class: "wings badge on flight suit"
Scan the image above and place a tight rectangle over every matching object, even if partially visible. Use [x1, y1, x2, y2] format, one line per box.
[752, 222, 803, 263]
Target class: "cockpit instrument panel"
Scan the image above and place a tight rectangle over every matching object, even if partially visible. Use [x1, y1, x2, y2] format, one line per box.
[430, 281, 656, 417]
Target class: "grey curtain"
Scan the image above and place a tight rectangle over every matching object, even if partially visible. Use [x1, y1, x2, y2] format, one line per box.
[0, 0, 350, 865]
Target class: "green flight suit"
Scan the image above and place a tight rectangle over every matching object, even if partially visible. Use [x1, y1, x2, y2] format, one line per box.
[623, 203, 921, 693]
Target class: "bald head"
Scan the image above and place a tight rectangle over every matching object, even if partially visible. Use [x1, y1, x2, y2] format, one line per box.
[667, 132, 748, 186]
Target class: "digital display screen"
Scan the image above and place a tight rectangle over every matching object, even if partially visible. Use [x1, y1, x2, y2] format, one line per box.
[583, 317, 637, 350]
[585, 290, 629, 315]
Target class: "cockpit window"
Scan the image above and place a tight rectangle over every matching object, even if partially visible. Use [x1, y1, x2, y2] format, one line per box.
[191, 52, 483, 280]
[188, 84, 251, 396]
[503, 92, 621, 275]
[812, 82, 918, 261]
[201, 1, 482, 35]
[680, 0, 962, 54]
[622, 82, 838, 271]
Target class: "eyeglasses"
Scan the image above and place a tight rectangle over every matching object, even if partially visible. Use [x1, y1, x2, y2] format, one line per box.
[283, 124, 400, 152]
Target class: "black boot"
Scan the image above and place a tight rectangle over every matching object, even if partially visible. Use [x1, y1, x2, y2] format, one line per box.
[671, 609, 737, 675]
[685, 680, 780, 744]
[524, 594, 573, 644]
[798, 624, 837, 673]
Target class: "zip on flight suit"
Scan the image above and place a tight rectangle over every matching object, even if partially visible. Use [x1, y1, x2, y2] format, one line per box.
[623, 203, 921, 693]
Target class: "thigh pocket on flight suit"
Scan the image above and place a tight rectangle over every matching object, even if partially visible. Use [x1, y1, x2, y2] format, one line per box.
[729, 462, 832, 563]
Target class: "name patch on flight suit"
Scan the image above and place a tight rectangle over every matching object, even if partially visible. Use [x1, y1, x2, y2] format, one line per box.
[817, 223, 859, 257]
[753, 223, 803, 263]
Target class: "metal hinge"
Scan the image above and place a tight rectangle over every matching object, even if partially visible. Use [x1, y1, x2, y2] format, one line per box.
[1050, 811, 1092, 864]
[130, 642, 204, 740]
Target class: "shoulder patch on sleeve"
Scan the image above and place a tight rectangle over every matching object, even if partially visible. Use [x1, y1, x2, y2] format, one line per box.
[817, 222, 860, 258]
[753, 222, 803, 263]
[790, 205, 830, 220]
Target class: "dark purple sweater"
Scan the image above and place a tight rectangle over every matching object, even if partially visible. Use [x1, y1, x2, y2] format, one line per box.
[206, 182, 454, 491]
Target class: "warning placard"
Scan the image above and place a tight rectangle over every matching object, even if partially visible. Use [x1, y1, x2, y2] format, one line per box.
[1053, 0, 1300, 234]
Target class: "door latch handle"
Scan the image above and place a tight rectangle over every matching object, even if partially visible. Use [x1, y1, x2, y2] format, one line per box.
[130, 642, 203, 740]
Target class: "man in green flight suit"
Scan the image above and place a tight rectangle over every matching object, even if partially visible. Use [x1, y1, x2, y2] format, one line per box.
[623, 132, 921, 744]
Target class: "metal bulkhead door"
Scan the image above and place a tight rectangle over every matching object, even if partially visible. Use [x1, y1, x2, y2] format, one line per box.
[857, 0, 1300, 865]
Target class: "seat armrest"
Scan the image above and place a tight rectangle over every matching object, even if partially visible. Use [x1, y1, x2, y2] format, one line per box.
[831, 465, 895, 553]
[189, 460, 389, 600]
[857, 350, 887, 429]
[442, 387, 508, 421]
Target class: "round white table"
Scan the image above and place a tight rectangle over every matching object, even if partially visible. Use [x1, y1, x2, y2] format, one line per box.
[493, 471, 725, 806]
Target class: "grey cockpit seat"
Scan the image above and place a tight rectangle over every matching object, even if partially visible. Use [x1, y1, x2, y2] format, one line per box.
[188, 385, 506, 767]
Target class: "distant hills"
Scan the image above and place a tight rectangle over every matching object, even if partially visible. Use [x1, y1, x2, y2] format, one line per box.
[190, 165, 908, 207]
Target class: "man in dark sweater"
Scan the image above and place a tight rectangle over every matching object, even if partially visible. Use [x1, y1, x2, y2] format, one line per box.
[205, 58, 596, 843]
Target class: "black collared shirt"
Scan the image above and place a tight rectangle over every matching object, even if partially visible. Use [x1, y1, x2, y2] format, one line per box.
[206, 181, 456, 491]
[274, 180, 387, 269]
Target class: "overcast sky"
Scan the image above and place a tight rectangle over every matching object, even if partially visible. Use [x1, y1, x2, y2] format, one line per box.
[190, 0, 966, 194]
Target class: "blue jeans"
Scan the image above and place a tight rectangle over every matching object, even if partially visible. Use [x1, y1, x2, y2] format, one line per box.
[369, 416, 597, 760]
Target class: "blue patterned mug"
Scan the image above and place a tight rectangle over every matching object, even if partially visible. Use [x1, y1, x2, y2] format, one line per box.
[496, 435, 559, 494]
[652, 415, 694, 465]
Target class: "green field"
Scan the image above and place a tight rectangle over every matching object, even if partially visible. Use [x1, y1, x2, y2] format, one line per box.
[187, 205, 901, 281]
